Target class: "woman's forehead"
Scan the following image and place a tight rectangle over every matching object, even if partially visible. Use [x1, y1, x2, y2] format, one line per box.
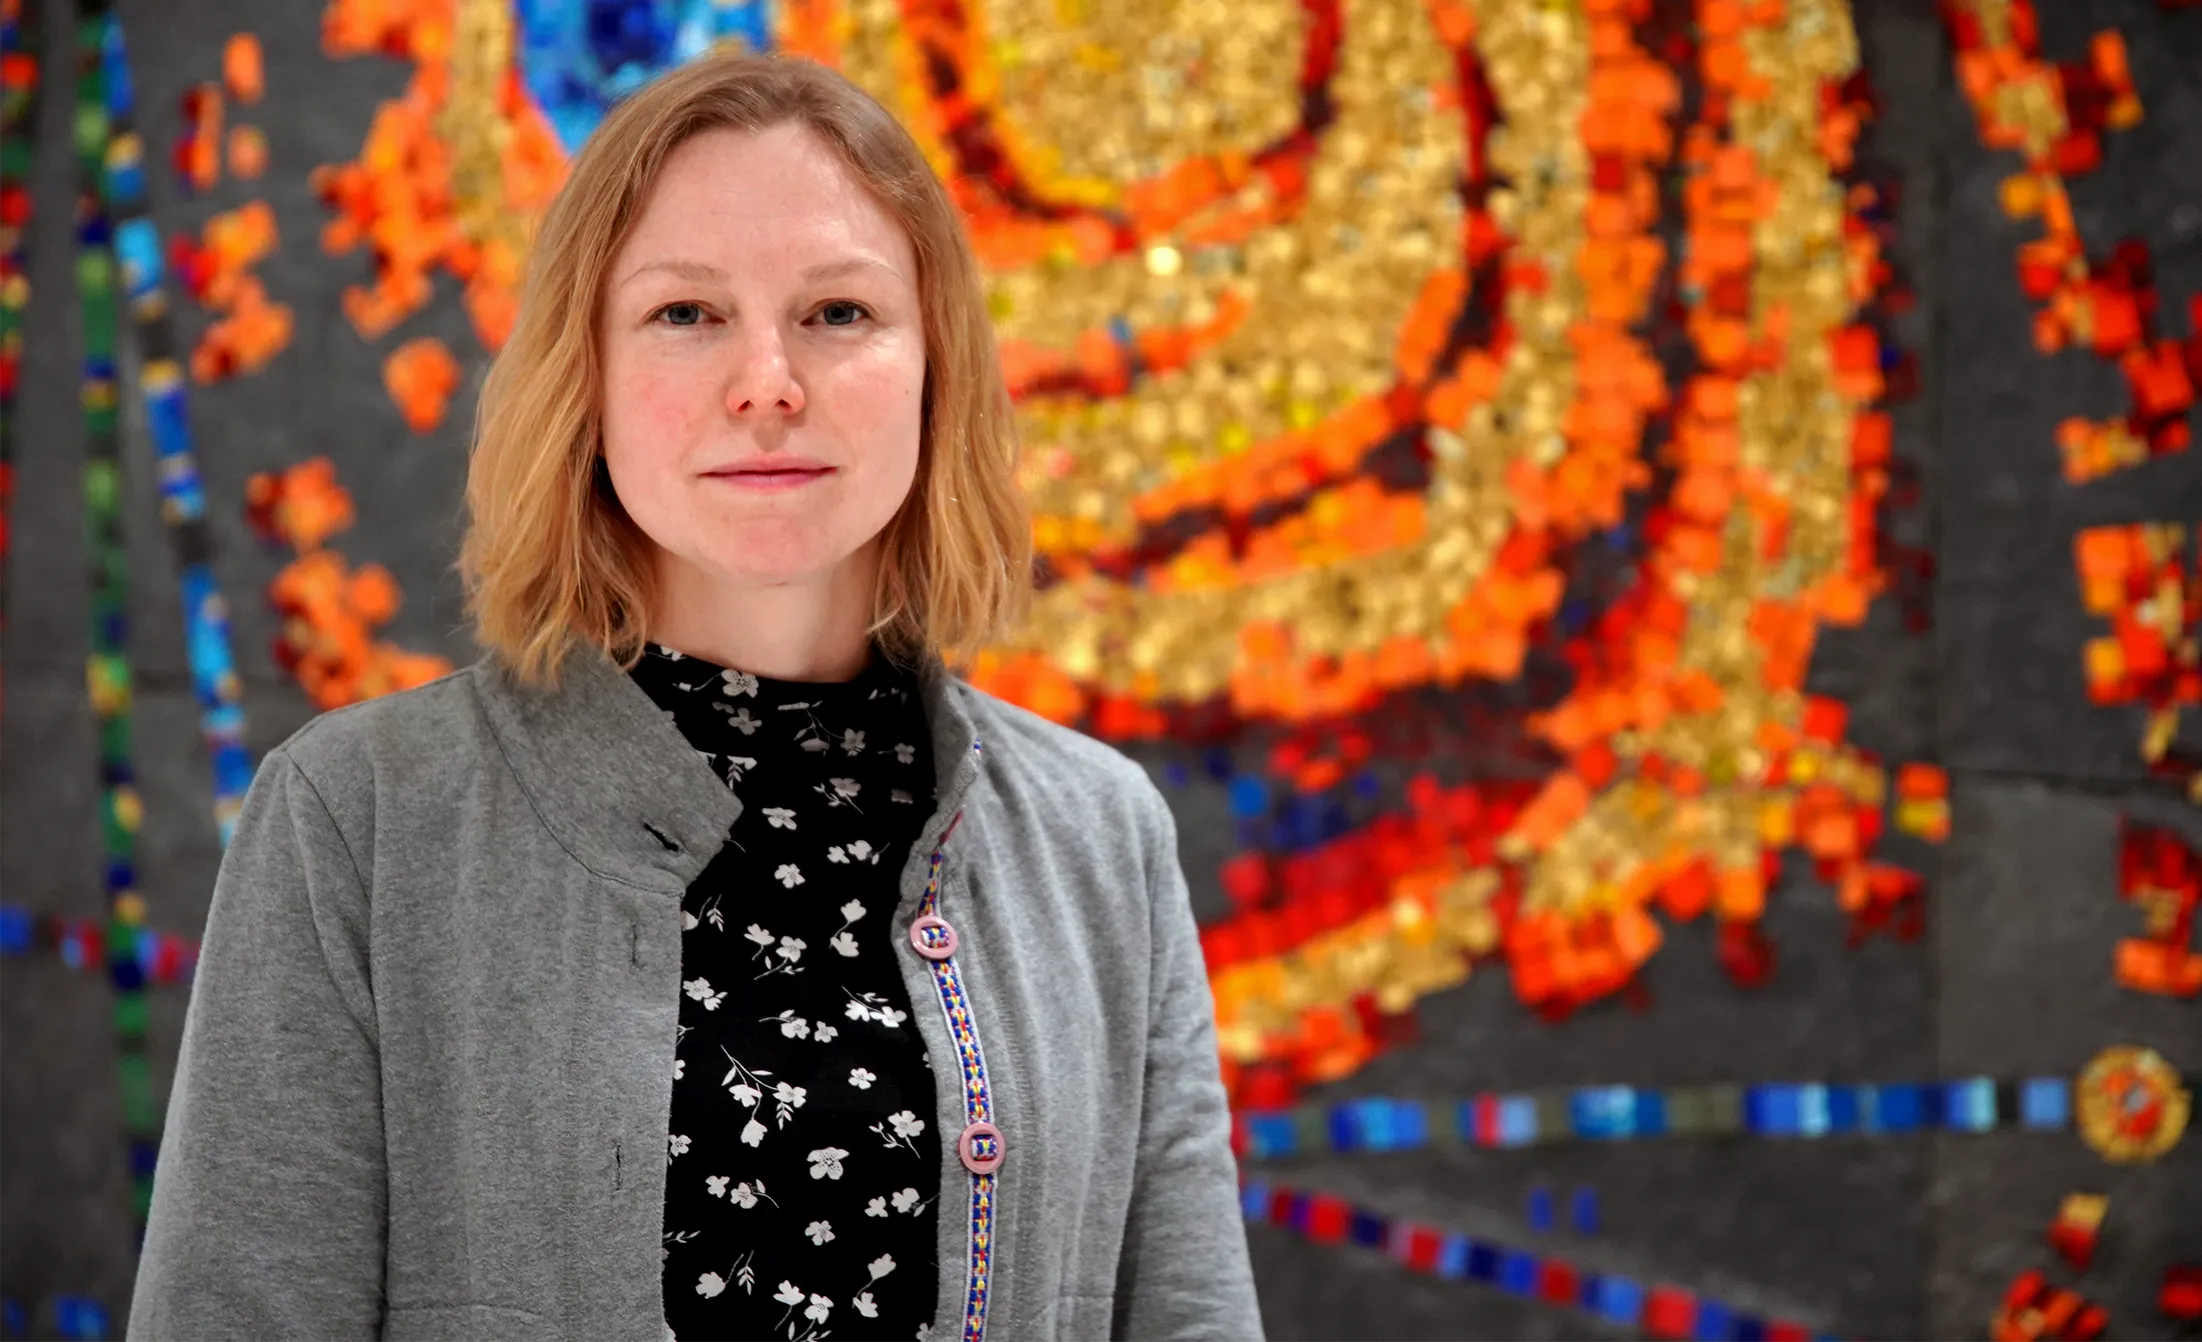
[620, 125, 913, 272]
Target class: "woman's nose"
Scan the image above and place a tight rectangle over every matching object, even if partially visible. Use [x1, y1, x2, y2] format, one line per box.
[725, 325, 805, 416]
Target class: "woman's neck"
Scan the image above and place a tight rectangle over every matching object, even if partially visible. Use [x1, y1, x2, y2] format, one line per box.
[647, 546, 878, 682]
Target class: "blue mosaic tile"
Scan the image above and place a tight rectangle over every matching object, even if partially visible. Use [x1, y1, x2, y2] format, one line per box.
[1591, 1274, 1645, 1327]
[516, 0, 777, 153]
[1527, 1186, 1554, 1233]
[1692, 1299, 1733, 1341]
[1498, 1250, 1539, 1296]
[1436, 1234, 1472, 1279]
[1497, 1096, 1538, 1147]
[1946, 1077, 1998, 1133]
[2021, 1077, 2071, 1130]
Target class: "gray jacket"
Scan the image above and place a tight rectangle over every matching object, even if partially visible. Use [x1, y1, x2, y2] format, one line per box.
[127, 647, 1262, 1341]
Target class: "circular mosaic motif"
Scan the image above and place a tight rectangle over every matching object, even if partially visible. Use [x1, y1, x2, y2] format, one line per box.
[2075, 1044, 2191, 1164]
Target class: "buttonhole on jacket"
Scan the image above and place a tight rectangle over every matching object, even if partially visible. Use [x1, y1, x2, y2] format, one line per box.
[630, 922, 640, 967]
[614, 1139, 623, 1190]
[642, 821, 681, 852]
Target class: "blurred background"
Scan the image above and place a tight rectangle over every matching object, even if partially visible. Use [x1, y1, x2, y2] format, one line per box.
[3, 0, 2200, 1337]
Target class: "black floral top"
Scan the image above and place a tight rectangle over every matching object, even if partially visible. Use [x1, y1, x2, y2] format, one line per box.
[632, 642, 942, 1342]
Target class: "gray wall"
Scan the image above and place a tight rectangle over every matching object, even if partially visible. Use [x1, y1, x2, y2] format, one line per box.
[4, 0, 2199, 1337]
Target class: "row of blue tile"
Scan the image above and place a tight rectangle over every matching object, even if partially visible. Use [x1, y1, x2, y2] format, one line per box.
[1243, 1077, 2074, 1158]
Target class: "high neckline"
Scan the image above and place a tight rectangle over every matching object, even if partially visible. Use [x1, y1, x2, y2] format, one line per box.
[632, 640, 915, 712]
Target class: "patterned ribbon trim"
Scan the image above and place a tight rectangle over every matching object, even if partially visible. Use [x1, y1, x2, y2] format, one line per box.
[1243, 1178, 1837, 1341]
[913, 740, 995, 1342]
[1238, 1075, 2095, 1159]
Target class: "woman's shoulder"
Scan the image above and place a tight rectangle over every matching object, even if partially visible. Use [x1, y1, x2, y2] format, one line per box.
[945, 676, 1170, 830]
[270, 658, 497, 798]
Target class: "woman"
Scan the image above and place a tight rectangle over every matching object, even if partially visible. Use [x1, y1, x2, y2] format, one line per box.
[128, 52, 1260, 1342]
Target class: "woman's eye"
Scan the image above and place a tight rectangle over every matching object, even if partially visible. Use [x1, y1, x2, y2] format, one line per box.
[816, 301, 869, 327]
[655, 302, 706, 327]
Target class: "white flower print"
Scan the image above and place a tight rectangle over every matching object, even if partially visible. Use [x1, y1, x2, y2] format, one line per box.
[668, 1133, 691, 1159]
[872, 1109, 925, 1154]
[828, 838, 878, 866]
[755, 933, 807, 981]
[642, 655, 947, 1338]
[720, 1051, 772, 1109]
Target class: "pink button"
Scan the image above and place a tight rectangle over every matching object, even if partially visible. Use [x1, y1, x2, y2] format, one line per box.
[958, 1121, 1004, 1174]
[909, 915, 958, 961]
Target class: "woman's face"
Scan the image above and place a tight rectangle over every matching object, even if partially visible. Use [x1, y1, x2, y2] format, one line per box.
[598, 123, 926, 610]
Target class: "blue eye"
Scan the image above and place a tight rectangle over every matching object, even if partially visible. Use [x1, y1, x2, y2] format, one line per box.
[817, 301, 870, 327]
[656, 302, 706, 326]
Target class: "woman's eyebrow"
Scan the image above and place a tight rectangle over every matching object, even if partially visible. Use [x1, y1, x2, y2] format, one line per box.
[800, 256, 902, 283]
[618, 258, 727, 289]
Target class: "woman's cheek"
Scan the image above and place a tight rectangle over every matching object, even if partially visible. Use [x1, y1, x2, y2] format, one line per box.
[616, 356, 711, 448]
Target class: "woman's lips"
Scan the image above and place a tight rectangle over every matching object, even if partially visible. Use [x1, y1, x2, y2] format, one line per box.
[704, 466, 834, 492]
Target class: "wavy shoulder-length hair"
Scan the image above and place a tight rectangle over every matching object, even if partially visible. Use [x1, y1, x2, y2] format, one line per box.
[458, 51, 1029, 689]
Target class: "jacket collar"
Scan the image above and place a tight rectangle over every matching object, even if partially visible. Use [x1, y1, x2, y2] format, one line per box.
[469, 644, 985, 894]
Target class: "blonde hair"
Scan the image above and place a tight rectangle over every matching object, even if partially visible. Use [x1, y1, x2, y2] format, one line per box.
[458, 51, 1030, 688]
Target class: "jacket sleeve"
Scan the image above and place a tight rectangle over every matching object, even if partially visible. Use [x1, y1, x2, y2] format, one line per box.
[129, 748, 387, 1340]
[1112, 779, 1266, 1340]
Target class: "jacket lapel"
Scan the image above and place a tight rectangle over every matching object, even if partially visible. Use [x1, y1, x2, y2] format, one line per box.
[470, 645, 990, 893]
